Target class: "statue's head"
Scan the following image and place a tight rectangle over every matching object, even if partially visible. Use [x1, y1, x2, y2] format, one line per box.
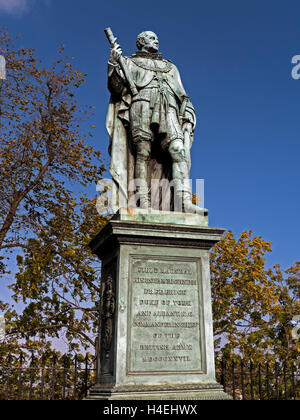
[136, 31, 159, 53]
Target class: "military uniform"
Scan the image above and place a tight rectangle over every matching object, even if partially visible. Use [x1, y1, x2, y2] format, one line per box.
[108, 51, 195, 150]
[107, 50, 201, 213]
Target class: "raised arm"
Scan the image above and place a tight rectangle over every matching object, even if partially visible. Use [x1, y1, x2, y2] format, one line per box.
[107, 43, 126, 96]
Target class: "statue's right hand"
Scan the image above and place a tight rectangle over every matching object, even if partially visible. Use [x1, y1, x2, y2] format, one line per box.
[109, 44, 122, 64]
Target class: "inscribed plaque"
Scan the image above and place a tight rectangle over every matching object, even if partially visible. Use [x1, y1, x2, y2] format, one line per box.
[127, 256, 203, 374]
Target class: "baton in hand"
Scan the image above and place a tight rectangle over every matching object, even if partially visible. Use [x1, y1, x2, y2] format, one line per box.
[104, 27, 138, 96]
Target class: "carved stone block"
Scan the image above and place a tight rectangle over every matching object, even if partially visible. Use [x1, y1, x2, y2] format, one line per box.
[87, 212, 231, 400]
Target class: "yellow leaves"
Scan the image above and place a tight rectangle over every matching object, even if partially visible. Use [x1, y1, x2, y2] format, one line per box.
[212, 230, 299, 359]
[240, 230, 252, 240]
[0, 29, 107, 348]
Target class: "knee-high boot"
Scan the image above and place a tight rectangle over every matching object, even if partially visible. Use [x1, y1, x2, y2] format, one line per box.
[135, 142, 150, 209]
[172, 161, 208, 215]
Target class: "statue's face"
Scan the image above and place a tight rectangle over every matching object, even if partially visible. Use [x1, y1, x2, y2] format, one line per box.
[140, 32, 159, 53]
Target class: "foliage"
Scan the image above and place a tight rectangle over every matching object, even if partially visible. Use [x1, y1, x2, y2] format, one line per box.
[0, 29, 107, 353]
[211, 230, 300, 364]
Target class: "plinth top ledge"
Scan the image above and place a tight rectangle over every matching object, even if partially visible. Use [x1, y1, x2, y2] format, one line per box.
[89, 208, 225, 256]
[112, 208, 209, 227]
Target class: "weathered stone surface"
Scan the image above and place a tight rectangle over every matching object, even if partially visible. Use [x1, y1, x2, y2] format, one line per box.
[87, 382, 230, 400]
[86, 216, 231, 400]
[106, 30, 204, 214]
[128, 257, 202, 374]
[0, 55, 6, 80]
[112, 207, 208, 226]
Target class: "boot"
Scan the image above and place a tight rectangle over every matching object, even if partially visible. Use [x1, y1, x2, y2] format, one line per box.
[172, 157, 208, 215]
[135, 147, 150, 210]
[176, 190, 208, 215]
[138, 188, 150, 209]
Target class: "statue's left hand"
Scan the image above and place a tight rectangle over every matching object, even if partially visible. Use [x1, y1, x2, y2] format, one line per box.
[182, 121, 193, 134]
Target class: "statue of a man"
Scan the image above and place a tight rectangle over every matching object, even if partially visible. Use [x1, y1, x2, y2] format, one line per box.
[106, 31, 201, 214]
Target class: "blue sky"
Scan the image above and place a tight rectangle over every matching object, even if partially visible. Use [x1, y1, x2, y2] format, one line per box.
[1, 0, 299, 270]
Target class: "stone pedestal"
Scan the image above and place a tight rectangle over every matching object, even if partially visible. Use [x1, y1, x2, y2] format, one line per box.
[86, 209, 231, 400]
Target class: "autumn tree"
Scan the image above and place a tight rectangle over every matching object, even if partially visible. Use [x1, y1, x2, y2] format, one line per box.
[267, 262, 300, 363]
[0, 29, 107, 354]
[211, 230, 299, 364]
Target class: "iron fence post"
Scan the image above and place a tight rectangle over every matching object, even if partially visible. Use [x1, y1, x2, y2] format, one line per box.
[291, 363, 296, 400]
[73, 354, 78, 400]
[17, 353, 24, 400]
[5, 354, 12, 400]
[275, 362, 279, 400]
[249, 360, 254, 400]
[62, 355, 67, 400]
[240, 360, 245, 400]
[29, 354, 35, 400]
[40, 354, 46, 400]
[283, 362, 287, 399]
[266, 361, 270, 400]
[51, 354, 57, 400]
[258, 363, 262, 400]
[231, 360, 235, 400]
[84, 354, 89, 398]
[221, 357, 226, 393]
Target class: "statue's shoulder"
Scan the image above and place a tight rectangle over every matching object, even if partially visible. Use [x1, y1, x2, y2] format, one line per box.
[165, 59, 177, 70]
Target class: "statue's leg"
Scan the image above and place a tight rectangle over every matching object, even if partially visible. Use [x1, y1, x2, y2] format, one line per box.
[134, 140, 151, 209]
[130, 100, 153, 209]
[168, 139, 205, 214]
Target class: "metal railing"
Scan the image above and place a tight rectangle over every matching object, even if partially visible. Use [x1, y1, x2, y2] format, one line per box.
[215, 358, 300, 400]
[0, 353, 96, 400]
[0, 353, 299, 400]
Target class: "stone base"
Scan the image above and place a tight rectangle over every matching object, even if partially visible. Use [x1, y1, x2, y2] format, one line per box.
[85, 383, 231, 400]
[112, 207, 208, 227]
[88, 212, 231, 402]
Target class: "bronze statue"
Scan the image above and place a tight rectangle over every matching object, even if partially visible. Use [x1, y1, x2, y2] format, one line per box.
[105, 29, 203, 214]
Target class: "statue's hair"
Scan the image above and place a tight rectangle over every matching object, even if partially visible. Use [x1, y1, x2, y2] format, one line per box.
[136, 31, 156, 50]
